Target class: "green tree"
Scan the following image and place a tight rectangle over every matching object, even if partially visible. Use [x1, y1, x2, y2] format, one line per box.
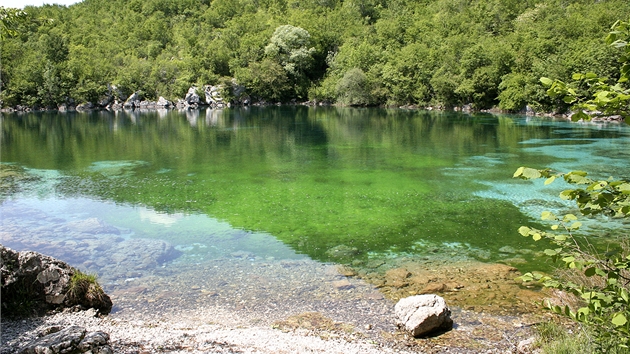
[265, 24, 316, 76]
[235, 58, 291, 101]
[0, 6, 28, 39]
[335, 68, 374, 106]
[540, 19, 630, 121]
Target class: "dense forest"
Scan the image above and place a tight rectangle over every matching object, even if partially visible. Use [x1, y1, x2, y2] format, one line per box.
[1, 0, 628, 111]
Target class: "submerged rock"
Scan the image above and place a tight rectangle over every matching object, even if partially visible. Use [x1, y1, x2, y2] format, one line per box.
[395, 294, 453, 337]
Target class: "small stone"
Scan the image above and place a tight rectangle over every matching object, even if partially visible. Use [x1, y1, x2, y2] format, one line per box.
[421, 283, 447, 293]
[332, 279, 354, 290]
[336, 265, 357, 277]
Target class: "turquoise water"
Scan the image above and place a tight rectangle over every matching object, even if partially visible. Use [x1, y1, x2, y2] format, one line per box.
[1, 107, 629, 277]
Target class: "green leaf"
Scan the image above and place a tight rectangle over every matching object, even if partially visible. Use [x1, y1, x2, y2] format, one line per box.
[544, 176, 556, 185]
[540, 77, 553, 87]
[551, 224, 559, 230]
[518, 226, 531, 236]
[584, 267, 596, 276]
[522, 168, 542, 179]
[563, 96, 575, 104]
[571, 111, 589, 122]
[544, 249, 558, 256]
[563, 214, 578, 222]
[541, 211, 555, 220]
[513, 167, 524, 178]
[533, 233, 542, 241]
[572, 73, 585, 80]
[612, 313, 627, 326]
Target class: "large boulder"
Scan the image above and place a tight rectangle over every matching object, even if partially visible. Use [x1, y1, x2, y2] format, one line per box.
[184, 86, 200, 105]
[1, 245, 112, 317]
[123, 92, 141, 109]
[19, 326, 113, 354]
[156, 96, 172, 108]
[395, 294, 453, 337]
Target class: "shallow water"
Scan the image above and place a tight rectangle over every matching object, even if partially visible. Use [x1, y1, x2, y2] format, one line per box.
[1, 107, 630, 317]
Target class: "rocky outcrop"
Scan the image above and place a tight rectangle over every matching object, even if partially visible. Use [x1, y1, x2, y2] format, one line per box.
[395, 294, 453, 337]
[204, 85, 225, 107]
[76, 102, 95, 111]
[123, 92, 142, 109]
[156, 96, 172, 108]
[1, 245, 112, 317]
[19, 325, 113, 354]
[185, 86, 200, 105]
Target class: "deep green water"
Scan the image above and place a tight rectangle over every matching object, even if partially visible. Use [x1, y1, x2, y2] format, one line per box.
[2, 107, 630, 272]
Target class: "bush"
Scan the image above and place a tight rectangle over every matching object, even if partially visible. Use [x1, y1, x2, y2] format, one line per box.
[335, 68, 373, 106]
[514, 167, 630, 352]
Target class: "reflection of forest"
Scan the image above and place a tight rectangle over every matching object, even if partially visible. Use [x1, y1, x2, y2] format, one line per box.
[2, 109, 624, 268]
[4, 107, 611, 172]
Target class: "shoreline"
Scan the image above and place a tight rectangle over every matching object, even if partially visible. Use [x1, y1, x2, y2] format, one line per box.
[1, 252, 550, 353]
[1, 287, 545, 354]
[2, 104, 625, 124]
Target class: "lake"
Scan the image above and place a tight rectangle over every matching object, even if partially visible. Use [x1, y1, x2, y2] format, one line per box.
[2, 106, 629, 318]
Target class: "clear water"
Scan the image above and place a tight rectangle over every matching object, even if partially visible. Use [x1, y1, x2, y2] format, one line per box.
[2, 107, 630, 279]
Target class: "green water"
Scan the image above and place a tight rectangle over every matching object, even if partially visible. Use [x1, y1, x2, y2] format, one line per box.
[2, 107, 630, 272]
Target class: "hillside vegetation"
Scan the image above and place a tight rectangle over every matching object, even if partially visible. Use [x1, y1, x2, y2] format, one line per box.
[1, 0, 628, 110]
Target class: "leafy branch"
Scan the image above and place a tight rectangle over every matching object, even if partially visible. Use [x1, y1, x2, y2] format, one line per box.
[540, 20, 630, 122]
[514, 167, 630, 351]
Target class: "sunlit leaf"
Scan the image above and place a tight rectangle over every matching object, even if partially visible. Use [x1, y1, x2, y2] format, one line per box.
[544, 249, 558, 256]
[518, 226, 531, 236]
[612, 313, 627, 326]
[563, 214, 578, 222]
[540, 77, 553, 87]
[522, 168, 542, 179]
[542, 211, 555, 220]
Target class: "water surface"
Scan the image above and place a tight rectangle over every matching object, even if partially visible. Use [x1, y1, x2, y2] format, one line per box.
[2, 107, 629, 295]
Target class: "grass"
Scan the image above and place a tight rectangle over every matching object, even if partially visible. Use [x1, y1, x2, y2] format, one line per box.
[67, 270, 108, 306]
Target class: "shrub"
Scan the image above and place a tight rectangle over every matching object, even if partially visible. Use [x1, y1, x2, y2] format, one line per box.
[514, 167, 630, 352]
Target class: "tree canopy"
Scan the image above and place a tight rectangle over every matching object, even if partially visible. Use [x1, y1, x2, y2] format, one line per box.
[1, 1, 629, 110]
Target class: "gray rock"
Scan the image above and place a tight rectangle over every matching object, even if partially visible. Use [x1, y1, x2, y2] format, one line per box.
[185, 86, 200, 105]
[76, 102, 94, 111]
[19, 325, 113, 354]
[1, 245, 113, 317]
[156, 96, 171, 108]
[123, 92, 141, 108]
[394, 294, 453, 337]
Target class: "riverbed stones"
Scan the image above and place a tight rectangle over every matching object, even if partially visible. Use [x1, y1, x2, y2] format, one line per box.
[394, 294, 453, 337]
[18, 325, 113, 354]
